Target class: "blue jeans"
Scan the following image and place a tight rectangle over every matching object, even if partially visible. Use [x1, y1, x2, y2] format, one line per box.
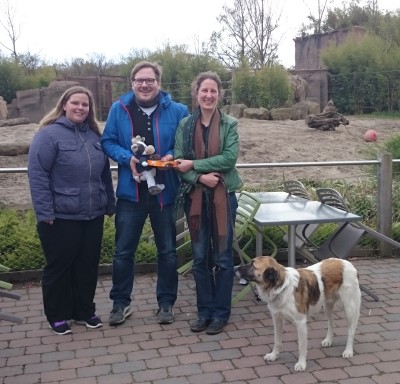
[110, 197, 178, 308]
[185, 192, 238, 321]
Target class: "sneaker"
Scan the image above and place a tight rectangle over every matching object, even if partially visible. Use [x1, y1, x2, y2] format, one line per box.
[75, 315, 103, 329]
[49, 320, 72, 335]
[156, 306, 174, 324]
[109, 306, 132, 326]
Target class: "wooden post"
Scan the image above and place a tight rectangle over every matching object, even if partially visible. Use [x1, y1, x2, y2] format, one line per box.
[377, 151, 393, 257]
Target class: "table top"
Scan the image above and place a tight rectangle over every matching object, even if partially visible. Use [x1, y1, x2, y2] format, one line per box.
[253, 199, 362, 226]
[250, 191, 300, 204]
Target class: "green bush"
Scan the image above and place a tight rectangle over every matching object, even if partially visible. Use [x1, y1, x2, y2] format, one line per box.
[0, 177, 396, 272]
[0, 209, 158, 271]
[232, 65, 292, 109]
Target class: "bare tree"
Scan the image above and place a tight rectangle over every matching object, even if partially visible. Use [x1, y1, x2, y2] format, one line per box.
[300, 0, 332, 35]
[247, 0, 282, 68]
[0, 0, 20, 62]
[209, 0, 251, 69]
[209, 0, 283, 69]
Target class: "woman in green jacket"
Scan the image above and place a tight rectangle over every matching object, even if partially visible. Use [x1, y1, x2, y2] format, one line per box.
[174, 71, 243, 335]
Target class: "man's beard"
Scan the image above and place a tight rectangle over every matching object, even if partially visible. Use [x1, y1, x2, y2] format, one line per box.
[136, 94, 159, 108]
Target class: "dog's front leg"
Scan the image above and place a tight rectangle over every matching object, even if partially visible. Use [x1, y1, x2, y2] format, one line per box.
[294, 317, 308, 371]
[264, 312, 283, 362]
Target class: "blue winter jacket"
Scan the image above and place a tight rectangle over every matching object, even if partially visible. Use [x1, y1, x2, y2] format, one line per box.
[101, 90, 189, 206]
[28, 116, 116, 223]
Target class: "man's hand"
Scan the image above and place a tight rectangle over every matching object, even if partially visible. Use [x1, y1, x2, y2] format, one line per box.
[160, 154, 173, 162]
[130, 156, 141, 181]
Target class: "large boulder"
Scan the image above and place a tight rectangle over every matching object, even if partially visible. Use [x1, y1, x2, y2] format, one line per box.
[229, 104, 248, 119]
[270, 108, 292, 120]
[0, 123, 39, 156]
[243, 107, 270, 120]
[0, 96, 7, 119]
[290, 75, 308, 103]
[290, 101, 320, 120]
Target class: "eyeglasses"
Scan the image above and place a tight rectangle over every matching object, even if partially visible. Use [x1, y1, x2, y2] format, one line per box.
[133, 78, 156, 86]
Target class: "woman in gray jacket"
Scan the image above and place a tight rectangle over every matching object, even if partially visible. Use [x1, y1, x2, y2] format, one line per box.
[28, 86, 115, 335]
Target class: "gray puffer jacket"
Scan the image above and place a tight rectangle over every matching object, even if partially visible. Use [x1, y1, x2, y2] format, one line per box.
[28, 116, 115, 222]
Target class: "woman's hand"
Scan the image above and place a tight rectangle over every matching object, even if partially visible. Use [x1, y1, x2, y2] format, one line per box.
[175, 159, 194, 173]
[198, 172, 221, 189]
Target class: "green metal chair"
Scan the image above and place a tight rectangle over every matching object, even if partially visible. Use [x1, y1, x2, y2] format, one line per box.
[176, 191, 278, 305]
[231, 191, 277, 304]
[0, 263, 23, 324]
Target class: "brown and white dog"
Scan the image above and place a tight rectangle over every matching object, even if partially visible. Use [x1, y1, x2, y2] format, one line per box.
[236, 256, 361, 371]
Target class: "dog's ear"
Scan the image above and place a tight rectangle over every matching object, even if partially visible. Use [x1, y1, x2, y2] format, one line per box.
[263, 267, 278, 286]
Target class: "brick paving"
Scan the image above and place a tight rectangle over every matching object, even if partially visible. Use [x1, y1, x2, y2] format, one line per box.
[1, 257, 400, 384]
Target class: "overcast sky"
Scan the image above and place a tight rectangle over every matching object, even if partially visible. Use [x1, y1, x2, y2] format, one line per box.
[1, 0, 398, 68]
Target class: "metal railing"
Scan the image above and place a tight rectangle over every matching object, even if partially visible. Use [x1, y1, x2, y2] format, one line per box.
[1, 154, 399, 258]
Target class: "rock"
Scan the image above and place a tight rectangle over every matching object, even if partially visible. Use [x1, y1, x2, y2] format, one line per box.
[243, 107, 270, 120]
[229, 104, 248, 119]
[0, 123, 39, 156]
[0, 118, 30, 127]
[0, 96, 8, 120]
[270, 108, 292, 120]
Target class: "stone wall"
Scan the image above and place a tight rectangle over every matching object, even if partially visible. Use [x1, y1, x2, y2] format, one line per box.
[290, 28, 365, 112]
[294, 26, 365, 70]
[7, 81, 80, 123]
[289, 68, 329, 112]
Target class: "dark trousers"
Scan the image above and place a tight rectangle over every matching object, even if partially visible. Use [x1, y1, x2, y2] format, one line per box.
[110, 198, 178, 309]
[37, 216, 104, 323]
[184, 192, 238, 321]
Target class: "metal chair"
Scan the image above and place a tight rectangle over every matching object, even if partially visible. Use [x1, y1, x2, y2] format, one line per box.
[282, 180, 320, 264]
[178, 191, 272, 276]
[231, 191, 279, 304]
[176, 191, 278, 304]
[0, 263, 23, 324]
[283, 180, 310, 200]
[315, 188, 400, 301]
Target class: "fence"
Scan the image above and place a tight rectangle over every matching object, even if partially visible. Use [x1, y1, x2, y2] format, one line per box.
[0, 154, 399, 273]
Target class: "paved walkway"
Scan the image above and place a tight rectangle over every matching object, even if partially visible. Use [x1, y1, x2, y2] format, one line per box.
[1, 257, 400, 384]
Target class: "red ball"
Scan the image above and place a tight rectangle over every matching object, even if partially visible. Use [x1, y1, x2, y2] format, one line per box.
[364, 129, 377, 142]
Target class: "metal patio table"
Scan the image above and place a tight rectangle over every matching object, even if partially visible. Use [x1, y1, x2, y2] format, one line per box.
[252, 192, 362, 267]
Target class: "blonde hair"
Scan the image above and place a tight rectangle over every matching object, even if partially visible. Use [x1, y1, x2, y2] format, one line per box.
[39, 86, 100, 135]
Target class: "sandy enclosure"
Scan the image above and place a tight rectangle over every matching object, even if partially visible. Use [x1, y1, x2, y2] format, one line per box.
[0, 117, 399, 209]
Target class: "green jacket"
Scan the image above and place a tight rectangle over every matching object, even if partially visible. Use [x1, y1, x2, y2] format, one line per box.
[174, 110, 243, 193]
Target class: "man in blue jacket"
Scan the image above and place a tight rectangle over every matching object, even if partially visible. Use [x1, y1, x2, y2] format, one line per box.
[102, 61, 189, 326]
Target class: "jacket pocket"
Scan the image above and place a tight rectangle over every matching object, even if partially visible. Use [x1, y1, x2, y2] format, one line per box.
[58, 142, 77, 164]
[53, 186, 80, 214]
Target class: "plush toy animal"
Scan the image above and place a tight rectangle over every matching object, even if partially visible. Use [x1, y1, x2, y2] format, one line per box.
[131, 135, 165, 195]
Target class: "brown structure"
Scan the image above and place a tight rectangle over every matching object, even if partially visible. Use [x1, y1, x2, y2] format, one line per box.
[294, 26, 365, 70]
[291, 26, 366, 111]
[7, 76, 130, 123]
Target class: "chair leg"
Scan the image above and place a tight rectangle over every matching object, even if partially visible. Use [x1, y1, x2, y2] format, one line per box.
[232, 282, 260, 305]
[177, 260, 193, 276]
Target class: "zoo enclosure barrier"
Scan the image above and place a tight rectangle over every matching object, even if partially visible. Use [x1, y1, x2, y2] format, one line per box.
[0, 152, 399, 264]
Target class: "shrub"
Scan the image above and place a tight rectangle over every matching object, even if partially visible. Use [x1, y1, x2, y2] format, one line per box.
[232, 65, 292, 109]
